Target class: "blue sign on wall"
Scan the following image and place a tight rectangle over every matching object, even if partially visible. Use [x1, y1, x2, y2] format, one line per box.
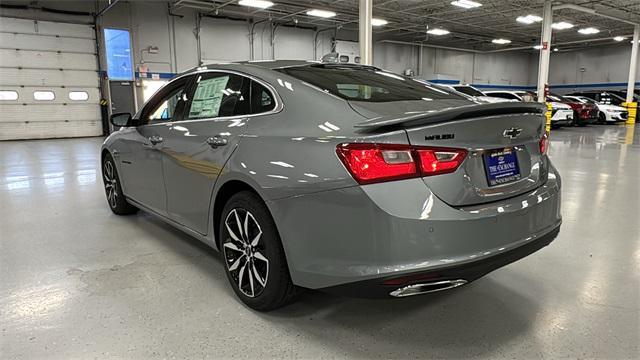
[104, 28, 133, 80]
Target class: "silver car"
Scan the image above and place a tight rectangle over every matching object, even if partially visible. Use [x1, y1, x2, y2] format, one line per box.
[102, 61, 562, 311]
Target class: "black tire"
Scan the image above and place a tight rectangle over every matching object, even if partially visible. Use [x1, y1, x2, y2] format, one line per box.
[102, 153, 138, 215]
[598, 112, 607, 124]
[219, 191, 298, 311]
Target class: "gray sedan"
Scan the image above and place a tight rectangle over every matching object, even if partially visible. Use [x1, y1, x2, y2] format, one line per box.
[102, 61, 561, 311]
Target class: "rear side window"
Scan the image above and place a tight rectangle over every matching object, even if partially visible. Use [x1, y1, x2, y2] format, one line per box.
[185, 73, 249, 119]
[250, 81, 276, 114]
[276, 65, 462, 103]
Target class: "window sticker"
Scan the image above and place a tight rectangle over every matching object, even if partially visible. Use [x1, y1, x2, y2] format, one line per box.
[188, 76, 230, 119]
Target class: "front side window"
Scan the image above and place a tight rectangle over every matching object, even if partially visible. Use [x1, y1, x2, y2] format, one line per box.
[148, 87, 186, 122]
[142, 77, 191, 124]
[277, 64, 462, 103]
[185, 73, 249, 120]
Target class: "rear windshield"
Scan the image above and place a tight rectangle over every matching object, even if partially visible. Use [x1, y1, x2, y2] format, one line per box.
[276, 65, 463, 102]
[453, 86, 484, 97]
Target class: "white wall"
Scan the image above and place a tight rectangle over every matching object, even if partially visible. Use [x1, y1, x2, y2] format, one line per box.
[544, 44, 640, 93]
[373, 42, 535, 87]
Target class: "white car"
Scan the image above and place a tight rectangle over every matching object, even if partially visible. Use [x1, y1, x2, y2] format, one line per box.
[444, 84, 514, 103]
[485, 90, 574, 127]
[564, 95, 628, 123]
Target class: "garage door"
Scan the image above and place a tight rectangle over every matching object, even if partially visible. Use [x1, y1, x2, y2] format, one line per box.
[0, 17, 101, 140]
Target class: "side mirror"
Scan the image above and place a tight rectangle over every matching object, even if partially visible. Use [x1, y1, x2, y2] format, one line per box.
[110, 113, 132, 127]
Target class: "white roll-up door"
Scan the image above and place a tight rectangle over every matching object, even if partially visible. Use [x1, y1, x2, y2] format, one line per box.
[0, 17, 101, 140]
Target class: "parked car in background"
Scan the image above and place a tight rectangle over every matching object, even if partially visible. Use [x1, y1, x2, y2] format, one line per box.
[485, 90, 573, 128]
[548, 93, 597, 126]
[564, 95, 628, 123]
[568, 90, 627, 107]
[605, 89, 640, 103]
[444, 84, 514, 103]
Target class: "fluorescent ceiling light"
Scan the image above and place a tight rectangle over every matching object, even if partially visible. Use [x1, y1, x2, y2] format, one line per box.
[578, 27, 600, 35]
[306, 9, 336, 18]
[238, 0, 273, 9]
[516, 15, 543, 24]
[533, 45, 543, 50]
[427, 28, 450, 36]
[492, 38, 511, 44]
[553, 48, 559, 52]
[613, 36, 625, 42]
[451, 1, 482, 9]
[371, 18, 388, 26]
[552, 21, 574, 30]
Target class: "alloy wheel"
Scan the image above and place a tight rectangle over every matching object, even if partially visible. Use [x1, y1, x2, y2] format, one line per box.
[103, 161, 118, 209]
[223, 208, 269, 298]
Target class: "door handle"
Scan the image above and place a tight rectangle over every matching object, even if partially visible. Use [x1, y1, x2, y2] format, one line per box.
[206, 136, 228, 148]
[148, 136, 164, 145]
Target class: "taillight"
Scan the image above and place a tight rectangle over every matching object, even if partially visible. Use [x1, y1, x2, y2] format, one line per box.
[539, 132, 549, 155]
[336, 143, 467, 184]
[417, 148, 467, 176]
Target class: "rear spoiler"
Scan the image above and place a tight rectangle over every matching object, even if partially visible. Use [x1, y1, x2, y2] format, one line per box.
[354, 102, 547, 131]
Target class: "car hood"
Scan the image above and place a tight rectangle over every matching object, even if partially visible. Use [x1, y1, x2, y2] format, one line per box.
[347, 98, 476, 118]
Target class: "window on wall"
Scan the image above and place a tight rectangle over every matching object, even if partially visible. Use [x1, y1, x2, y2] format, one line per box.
[69, 91, 89, 101]
[104, 28, 133, 80]
[0, 90, 18, 100]
[33, 91, 55, 101]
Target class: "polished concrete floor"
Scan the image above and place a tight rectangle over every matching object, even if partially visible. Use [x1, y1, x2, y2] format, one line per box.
[1, 125, 639, 359]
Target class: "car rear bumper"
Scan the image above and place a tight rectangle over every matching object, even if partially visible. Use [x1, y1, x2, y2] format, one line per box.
[320, 224, 560, 298]
[268, 163, 562, 291]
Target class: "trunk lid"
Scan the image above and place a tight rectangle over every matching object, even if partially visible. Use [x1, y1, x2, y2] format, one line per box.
[353, 101, 548, 207]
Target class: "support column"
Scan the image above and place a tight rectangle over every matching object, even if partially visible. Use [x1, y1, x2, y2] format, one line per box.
[625, 25, 639, 124]
[536, 0, 553, 104]
[359, 0, 373, 65]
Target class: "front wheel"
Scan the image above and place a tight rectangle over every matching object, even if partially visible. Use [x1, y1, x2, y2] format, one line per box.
[220, 191, 298, 311]
[102, 153, 138, 215]
[598, 111, 607, 124]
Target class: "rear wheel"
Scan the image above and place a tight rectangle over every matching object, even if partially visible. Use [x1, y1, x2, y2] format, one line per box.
[220, 191, 298, 311]
[102, 153, 138, 215]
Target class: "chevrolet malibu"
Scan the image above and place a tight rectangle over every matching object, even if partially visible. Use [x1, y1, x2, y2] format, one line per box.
[102, 61, 562, 311]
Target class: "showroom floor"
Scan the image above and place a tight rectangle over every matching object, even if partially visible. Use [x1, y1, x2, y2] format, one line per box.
[1, 125, 638, 359]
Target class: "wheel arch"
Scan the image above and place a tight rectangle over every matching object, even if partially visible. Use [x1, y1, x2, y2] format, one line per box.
[211, 178, 263, 250]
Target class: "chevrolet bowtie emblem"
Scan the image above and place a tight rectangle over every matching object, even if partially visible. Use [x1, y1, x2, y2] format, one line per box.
[503, 127, 523, 139]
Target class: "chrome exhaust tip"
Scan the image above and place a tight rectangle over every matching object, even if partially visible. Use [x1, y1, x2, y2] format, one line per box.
[389, 279, 468, 297]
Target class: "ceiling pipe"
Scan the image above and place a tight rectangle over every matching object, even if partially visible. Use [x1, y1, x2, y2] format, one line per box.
[553, 4, 639, 26]
[96, 0, 121, 17]
[379, 35, 636, 54]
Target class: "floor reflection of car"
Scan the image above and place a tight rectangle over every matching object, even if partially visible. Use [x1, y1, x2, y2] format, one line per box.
[564, 95, 628, 123]
[484, 90, 573, 128]
[548, 93, 597, 126]
[101, 61, 562, 311]
[444, 84, 515, 103]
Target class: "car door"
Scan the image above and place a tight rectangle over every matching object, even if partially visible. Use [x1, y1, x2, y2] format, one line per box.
[120, 76, 192, 215]
[159, 71, 257, 234]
